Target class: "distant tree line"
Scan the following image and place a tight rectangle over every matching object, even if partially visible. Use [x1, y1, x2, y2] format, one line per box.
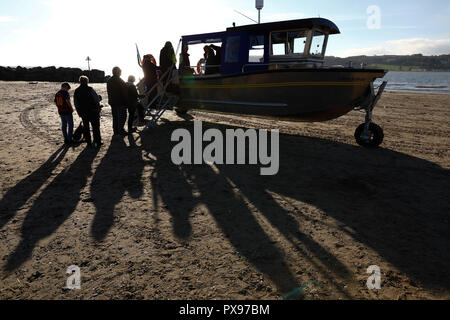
[324, 54, 450, 71]
[0, 66, 107, 83]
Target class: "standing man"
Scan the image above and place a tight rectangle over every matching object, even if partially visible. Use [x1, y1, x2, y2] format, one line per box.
[54, 82, 74, 145]
[74, 76, 102, 148]
[107, 67, 128, 135]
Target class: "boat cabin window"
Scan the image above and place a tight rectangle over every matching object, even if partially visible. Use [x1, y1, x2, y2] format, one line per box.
[225, 36, 240, 63]
[185, 41, 223, 75]
[271, 30, 308, 56]
[288, 30, 308, 54]
[271, 32, 287, 55]
[248, 35, 265, 63]
[309, 30, 326, 56]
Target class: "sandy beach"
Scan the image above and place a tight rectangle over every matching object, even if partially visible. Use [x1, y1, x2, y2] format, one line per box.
[0, 81, 449, 300]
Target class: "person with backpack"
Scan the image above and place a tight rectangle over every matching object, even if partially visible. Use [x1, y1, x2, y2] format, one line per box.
[54, 83, 74, 145]
[74, 76, 102, 148]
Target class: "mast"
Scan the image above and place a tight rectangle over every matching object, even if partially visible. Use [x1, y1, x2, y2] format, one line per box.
[255, 0, 264, 24]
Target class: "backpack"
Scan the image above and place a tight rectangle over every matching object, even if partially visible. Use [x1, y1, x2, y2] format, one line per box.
[72, 122, 84, 142]
[55, 92, 65, 108]
[55, 91, 73, 113]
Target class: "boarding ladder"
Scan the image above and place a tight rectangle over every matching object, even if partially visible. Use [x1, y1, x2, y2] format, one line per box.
[140, 64, 180, 131]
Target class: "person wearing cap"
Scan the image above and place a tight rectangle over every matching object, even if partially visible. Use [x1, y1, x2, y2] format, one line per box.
[54, 82, 74, 144]
[107, 66, 128, 136]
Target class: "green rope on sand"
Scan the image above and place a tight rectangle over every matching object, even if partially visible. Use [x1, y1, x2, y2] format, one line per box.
[282, 280, 319, 300]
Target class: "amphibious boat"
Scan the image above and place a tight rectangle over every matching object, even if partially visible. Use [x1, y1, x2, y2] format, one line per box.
[143, 18, 388, 147]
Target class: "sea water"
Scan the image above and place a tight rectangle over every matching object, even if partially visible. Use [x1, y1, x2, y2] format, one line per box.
[374, 71, 450, 95]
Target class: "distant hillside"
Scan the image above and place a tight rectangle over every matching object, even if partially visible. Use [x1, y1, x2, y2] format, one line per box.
[0, 66, 106, 83]
[325, 54, 450, 71]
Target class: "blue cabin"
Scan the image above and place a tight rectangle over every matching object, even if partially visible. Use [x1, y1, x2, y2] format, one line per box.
[180, 18, 341, 76]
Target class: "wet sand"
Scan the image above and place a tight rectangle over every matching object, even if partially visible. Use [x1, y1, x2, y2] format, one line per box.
[0, 81, 449, 299]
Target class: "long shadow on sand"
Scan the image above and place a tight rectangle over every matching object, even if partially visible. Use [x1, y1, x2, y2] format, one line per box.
[0, 146, 68, 230]
[4, 147, 98, 271]
[142, 120, 450, 294]
[90, 136, 145, 242]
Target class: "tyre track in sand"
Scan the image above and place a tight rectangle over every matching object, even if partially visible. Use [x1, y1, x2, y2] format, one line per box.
[19, 104, 61, 145]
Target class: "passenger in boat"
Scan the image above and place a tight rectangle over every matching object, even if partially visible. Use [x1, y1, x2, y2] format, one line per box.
[203, 45, 214, 75]
[160, 41, 177, 81]
[204, 44, 221, 74]
[180, 45, 194, 76]
[210, 44, 222, 66]
[107, 67, 128, 136]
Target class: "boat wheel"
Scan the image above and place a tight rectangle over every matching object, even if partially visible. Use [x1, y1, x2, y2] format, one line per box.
[354, 123, 384, 148]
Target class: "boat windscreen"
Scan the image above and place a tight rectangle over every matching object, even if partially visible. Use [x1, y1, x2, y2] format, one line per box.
[288, 30, 308, 54]
[310, 30, 326, 56]
[271, 32, 287, 55]
[271, 30, 308, 56]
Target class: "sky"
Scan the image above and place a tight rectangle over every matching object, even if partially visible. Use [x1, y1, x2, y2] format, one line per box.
[1, 0, 449, 78]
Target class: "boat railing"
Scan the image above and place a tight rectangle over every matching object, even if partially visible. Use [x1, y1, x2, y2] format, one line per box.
[184, 65, 222, 76]
[142, 39, 182, 110]
[241, 61, 324, 72]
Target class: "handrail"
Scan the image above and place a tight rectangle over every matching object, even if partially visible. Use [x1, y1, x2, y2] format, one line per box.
[241, 61, 324, 72]
[183, 65, 222, 76]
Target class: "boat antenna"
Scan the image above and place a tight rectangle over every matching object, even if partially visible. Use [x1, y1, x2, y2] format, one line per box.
[233, 9, 258, 24]
[255, 0, 264, 24]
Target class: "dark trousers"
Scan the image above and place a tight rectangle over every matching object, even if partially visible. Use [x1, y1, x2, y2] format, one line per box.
[81, 113, 101, 145]
[111, 105, 127, 134]
[136, 102, 145, 121]
[127, 104, 136, 132]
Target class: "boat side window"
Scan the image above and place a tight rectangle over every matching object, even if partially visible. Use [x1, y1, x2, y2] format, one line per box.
[248, 35, 265, 63]
[288, 30, 308, 54]
[225, 36, 240, 64]
[271, 32, 287, 55]
[310, 30, 326, 56]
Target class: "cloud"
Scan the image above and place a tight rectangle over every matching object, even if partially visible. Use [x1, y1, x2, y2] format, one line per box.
[336, 38, 450, 57]
[0, 16, 16, 22]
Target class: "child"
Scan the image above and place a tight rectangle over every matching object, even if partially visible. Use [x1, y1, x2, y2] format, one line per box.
[54, 83, 74, 144]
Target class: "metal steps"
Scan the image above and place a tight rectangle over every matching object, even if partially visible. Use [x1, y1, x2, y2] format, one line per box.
[140, 65, 179, 131]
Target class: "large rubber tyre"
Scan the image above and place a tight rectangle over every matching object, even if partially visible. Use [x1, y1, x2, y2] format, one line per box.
[354, 123, 384, 148]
